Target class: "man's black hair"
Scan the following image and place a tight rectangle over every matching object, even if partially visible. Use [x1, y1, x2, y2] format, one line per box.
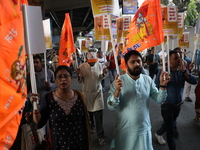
[33, 55, 42, 62]
[169, 50, 179, 57]
[174, 47, 181, 51]
[124, 50, 142, 65]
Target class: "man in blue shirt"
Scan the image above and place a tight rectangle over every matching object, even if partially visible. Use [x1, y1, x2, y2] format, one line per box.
[155, 50, 197, 150]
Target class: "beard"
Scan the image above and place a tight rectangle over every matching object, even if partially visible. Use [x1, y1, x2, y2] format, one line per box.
[127, 66, 142, 76]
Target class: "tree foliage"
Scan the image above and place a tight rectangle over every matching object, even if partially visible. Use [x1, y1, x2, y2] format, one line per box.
[184, 0, 198, 27]
[160, 0, 200, 13]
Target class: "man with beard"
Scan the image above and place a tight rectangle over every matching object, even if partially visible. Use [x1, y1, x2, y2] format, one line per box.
[76, 52, 107, 145]
[155, 50, 197, 150]
[107, 50, 171, 150]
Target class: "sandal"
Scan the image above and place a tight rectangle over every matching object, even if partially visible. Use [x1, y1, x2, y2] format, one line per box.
[98, 138, 106, 145]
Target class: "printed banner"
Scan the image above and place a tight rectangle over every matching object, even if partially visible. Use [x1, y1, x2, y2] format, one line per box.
[178, 13, 184, 38]
[194, 34, 199, 45]
[23, 5, 46, 54]
[162, 6, 178, 36]
[122, 0, 138, 14]
[43, 18, 52, 49]
[0, 0, 28, 149]
[116, 16, 131, 43]
[90, 0, 120, 17]
[80, 40, 89, 52]
[58, 13, 75, 67]
[94, 15, 111, 41]
[121, 0, 164, 71]
[178, 32, 190, 48]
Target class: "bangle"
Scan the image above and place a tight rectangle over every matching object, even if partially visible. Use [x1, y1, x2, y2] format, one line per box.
[160, 85, 167, 88]
[182, 69, 187, 74]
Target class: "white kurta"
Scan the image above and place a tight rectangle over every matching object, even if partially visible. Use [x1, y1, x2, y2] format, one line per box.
[107, 74, 167, 150]
[78, 62, 105, 112]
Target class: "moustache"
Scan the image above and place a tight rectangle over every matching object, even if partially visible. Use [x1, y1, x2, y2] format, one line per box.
[134, 67, 141, 70]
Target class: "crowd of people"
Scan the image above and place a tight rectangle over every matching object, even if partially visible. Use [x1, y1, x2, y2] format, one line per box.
[10, 46, 200, 150]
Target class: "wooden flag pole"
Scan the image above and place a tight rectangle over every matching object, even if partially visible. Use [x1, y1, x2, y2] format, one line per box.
[167, 35, 170, 74]
[44, 52, 47, 81]
[108, 14, 120, 76]
[74, 51, 79, 69]
[161, 43, 166, 72]
[172, 39, 174, 50]
[192, 34, 199, 62]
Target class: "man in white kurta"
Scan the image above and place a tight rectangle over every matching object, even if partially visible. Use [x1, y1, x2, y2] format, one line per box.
[76, 52, 107, 145]
[107, 50, 170, 150]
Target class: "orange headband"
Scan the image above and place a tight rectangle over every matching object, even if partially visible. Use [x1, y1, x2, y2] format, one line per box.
[87, 59, 98, 63]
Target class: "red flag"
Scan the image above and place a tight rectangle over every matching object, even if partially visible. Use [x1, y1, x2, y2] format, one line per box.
[121, 0, 164, 71]
[0, 0, 27, 149]
[58, 13, 75, 66]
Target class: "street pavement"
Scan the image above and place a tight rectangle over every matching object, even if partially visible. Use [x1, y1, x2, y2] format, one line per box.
[71, 71, 200, 150]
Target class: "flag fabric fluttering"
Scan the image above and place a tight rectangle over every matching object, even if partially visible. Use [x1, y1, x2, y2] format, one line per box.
[121, 0, 164, 71]
[58, 13, 75, 67]
[0, 0, 28, 149]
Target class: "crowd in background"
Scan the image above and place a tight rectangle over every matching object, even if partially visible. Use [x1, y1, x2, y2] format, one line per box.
[10, 46, 200, 150]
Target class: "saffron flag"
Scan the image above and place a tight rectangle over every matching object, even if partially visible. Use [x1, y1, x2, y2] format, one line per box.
[58, 13, 75, 67]
[121, 0, 164, 71]
[0, 0, 28, 149]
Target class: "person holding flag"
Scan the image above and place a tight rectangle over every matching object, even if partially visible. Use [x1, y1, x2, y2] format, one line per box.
[107, 50, 170, 150]
[155, 50, 197, 150]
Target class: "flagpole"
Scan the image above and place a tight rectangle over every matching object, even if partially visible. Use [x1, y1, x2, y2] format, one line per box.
[44, 52, 47, 81]
[108, 14, 120, 76]
[167, 35, 170, 74]
[74, 51, 78, 69]
[23, 5, 38, 110]
[161, 43, 166, 72]
[192, 34, 199, 62]
[172, 39, 174, 50]
[101, 40, 107, 67]
[83, 52, 86, 62]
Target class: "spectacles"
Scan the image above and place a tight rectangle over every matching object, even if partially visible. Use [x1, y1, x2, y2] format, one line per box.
[56, 74, 71, 80]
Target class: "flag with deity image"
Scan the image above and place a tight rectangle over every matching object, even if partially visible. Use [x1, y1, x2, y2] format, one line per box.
[121, 0, 164, 71]
[0, 0, 28, 149]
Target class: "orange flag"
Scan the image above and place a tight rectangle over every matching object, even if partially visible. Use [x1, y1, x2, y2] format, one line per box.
[0, 0, 28, 149]
[121, 0, 164, 71]
[58, 13, 75, 67]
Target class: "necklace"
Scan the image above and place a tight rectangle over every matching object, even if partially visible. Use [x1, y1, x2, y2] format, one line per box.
[54, 90, 74, 101]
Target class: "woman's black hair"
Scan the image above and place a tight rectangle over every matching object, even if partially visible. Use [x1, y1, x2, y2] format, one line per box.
[54, 65, 72, 77]
[124, 50, 142, 65]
